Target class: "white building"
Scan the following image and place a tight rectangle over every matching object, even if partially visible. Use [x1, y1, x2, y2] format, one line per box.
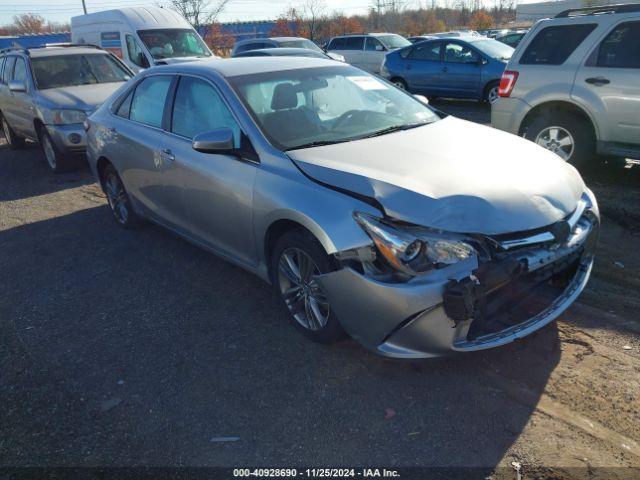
[516, 0, 640, 23]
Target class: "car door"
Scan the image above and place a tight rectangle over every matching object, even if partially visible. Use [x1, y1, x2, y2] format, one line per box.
[110, 74, 188, 229]
[440, 41, 482, 98]
[404, 41, 443, 95]
[0, 57, 18, 127]
[341, 37, 365, 70]
[574, 20, 640, 146]
[6, 56, 36, 137]
[363, 37, 386, 73]
[164, 75, 258, 266]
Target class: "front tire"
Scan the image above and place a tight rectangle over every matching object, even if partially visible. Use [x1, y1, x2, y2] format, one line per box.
[1, 114, 26, 149]
[524, 111, 596, 170]
[101, 164, 141, 229]
[271, 230, 344, 344]
[390, 77, 408, 91]
[38, 126, 73, 173]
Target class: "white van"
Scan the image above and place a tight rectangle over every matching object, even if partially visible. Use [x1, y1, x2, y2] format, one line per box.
[71, 6, 215, 73]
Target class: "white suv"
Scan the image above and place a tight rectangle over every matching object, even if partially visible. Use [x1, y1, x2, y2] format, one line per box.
[492, 4, 640, 169]
[325, 33, 411, 73]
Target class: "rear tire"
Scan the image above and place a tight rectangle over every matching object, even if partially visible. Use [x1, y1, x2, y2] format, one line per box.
[1, 114, 26, 149]
[271, 229, 345, 344]
[524, 111, 596, 170]
[38, 126, 74, 173]
[390, 77, 408, 92]
[101, 164, 141, 229]
[483, 81, 500, 105]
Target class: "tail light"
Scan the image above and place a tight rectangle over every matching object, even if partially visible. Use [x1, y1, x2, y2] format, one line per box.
[498, 70, 519, 98]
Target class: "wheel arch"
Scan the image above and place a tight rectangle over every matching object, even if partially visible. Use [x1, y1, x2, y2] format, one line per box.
[96, 156, 114, 190]
[518, 100, 597, 139]
[263, 219, 321, 283]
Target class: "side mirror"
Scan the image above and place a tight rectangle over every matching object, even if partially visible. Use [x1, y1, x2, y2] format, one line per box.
[192, 128, 234, 153]
[138, 52, 150, 69]
[413, 94, 429, 105]
[8, 80, 26, 93]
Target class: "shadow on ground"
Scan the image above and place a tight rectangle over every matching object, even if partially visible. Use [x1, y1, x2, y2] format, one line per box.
[0, 202, 560, 470]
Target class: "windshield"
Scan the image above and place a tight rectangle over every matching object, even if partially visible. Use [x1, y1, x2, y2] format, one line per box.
[229, 66, 440, 151]
[138, 29, 211, 59]
[378, 34, 411, 49]
[32, 54, 131, 89]
[472, 39, 514, 60]
[278, 39, 324, 53]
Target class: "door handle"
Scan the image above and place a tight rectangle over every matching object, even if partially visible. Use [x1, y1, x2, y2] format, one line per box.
[161, 148, 175, 162]
[585, 77, 610, 86]
[441, 66, 448, 73]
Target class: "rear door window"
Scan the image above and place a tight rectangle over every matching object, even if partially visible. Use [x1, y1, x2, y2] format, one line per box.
[520, 24, 596, 65]
[344, 37, 364, 51]
[129, 75, 172, 128]
[594, 21, 640, 69]
[412, 42, 441, 61]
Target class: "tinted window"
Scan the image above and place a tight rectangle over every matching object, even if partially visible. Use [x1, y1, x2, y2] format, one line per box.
[12, 57, 27, 84]
[32, 54, 131, 89]
[2, 57, 15, 84]
[279, 39, 323, 52]
[236, 42, 269, 53]
[365, 37, 383, 51]
[344, 37, 364, 50]
[412, 42, 441, 61]
[129, 75, 172, 128]
[596, 21, 640, 69]
[328, 38, 345, 50]
[0, 58, 5, 82]
[171, 76, 240, 146]
[521, 24, 596, 65]
[443, 42, 479, 63]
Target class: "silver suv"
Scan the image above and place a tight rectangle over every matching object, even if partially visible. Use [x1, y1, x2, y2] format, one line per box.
[492, 4, 640, 169]
[0, 45, 132, 172]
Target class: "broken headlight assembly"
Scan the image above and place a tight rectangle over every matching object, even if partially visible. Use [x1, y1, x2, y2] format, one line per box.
[353, 212, 476, 277]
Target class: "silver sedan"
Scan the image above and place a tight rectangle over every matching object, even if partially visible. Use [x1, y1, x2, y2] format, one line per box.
[85, 57, 599, 359]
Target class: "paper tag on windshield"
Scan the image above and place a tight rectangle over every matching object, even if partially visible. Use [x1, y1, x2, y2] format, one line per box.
[347, 76, 388, 91]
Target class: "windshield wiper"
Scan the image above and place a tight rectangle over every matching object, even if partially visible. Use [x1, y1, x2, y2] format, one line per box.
[286, 139, 350, 150]
[359, 121, 429, 139]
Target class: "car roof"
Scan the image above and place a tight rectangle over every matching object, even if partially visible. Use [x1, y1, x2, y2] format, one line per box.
[29, 46, 109, 57]
[269, 37, 310, 42]
[151, 56, 343, 78]
[238, 47, 323, 56]
[71, 6, 191, 31]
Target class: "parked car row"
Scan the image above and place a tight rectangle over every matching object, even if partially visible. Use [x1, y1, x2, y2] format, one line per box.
[2, 4, 637, 360]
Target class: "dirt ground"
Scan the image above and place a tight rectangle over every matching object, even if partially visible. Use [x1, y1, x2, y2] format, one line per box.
[1, 102, 639, 479]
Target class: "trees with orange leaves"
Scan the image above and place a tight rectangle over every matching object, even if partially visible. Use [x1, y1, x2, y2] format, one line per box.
[204, 24, 235, 57]
[331, 16, 363, 37]
[470, 11, 494, 30]
[270, 18, 294, 37]
[11, 14, 46, 34]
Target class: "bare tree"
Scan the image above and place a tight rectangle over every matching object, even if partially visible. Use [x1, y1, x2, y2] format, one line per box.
[301, 0, 327, 42]
[11, 13, 46, 34]
[166, 0, 231, 29]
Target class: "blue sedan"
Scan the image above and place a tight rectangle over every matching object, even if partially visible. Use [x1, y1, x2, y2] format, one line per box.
[380, 37, 514, 104]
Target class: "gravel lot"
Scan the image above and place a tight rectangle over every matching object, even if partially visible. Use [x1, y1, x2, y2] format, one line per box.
[1, 100, 639, 478]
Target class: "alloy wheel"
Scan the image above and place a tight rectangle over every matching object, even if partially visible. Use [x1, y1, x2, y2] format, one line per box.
[535, 126, 575, 161]
[104, 173, 129, 224]
[393, 80, 406, 90]
[41, 134, 57, 170]
[487, 86, 499, 104]
[277, 247, 330, 331]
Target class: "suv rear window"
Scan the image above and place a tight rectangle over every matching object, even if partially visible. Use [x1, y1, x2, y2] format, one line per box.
[520, 24, 596, 65]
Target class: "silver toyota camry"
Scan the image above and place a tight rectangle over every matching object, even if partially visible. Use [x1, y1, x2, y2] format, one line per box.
[85, 57, 599, 359]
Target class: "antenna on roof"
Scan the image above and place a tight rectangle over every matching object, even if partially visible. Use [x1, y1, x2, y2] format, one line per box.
[81, 0, 87, 14]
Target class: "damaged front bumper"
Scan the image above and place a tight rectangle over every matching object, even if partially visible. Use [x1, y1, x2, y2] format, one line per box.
[316, 201, 599, 359]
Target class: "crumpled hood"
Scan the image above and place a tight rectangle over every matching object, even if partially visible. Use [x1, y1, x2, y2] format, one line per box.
[288, 116, 586, 235]
[38, 83, 124, 111]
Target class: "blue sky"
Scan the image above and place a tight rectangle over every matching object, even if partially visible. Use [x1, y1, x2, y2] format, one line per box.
[0, 0, 376, 25]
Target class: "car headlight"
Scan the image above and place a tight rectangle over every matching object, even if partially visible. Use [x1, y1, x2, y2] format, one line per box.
[354, 212, 475, 276]
[52, 109, 87, 125]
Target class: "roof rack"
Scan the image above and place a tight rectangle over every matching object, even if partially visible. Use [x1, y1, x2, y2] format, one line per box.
[1, 43, 102, 56]
[556, 3, 640, 17]
[0, 46, 29, 55]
